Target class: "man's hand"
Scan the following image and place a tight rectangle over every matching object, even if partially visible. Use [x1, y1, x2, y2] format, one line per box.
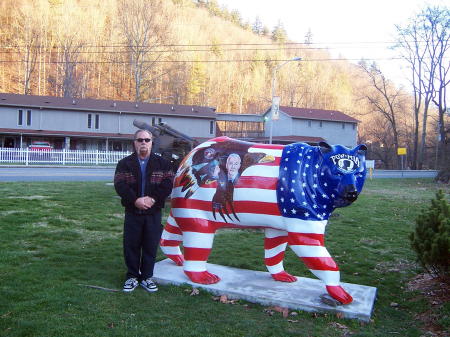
[134, 196, 155, 210]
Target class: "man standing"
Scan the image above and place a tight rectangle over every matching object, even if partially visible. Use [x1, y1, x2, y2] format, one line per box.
[114, 129, 174, 292]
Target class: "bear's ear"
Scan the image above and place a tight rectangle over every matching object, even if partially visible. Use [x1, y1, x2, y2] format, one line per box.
[356, 144, 367, 155]
[319, 141, 332, 154]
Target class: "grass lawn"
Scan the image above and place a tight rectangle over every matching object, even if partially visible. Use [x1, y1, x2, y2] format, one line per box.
[0, 179, 448, 337]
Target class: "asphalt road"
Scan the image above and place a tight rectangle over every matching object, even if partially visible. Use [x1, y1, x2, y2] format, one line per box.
[0, 166, 115, 182]
[0, 166, 438, 182]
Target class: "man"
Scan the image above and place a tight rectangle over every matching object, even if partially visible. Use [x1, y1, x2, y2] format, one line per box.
[114, 129, 174, 292]
[225, 153, 241, 183]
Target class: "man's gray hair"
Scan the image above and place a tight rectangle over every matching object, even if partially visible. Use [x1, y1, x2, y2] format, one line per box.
[133, 129, 153, 139]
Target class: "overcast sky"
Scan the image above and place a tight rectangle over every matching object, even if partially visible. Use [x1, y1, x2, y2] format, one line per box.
[217, 0, 449, 88]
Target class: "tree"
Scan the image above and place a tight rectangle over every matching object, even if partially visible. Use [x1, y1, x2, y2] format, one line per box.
[252, 16, 263, 35]
[117, 0, 171, 102]
[394, 5, 450, 169]
[359, 62, 404, 168]
[271, 21, 287, 43]
[304, 28, 313, 44]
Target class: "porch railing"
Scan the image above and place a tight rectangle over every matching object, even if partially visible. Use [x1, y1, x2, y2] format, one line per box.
[0, 148, 131, 166]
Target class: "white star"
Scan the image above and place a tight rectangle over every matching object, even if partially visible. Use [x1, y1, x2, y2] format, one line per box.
[313, 184, 317, 188]
[315, 164, 319, 169]
[283, 208, 287, 213]
[282, 177, 286, 181]
[305, 164, 310, 168]
[302, 183, 306, 187]
[323, 205, 327, 208]
[297, 160, 300, 164]
[291, 209, 297, 214]
[301, 147, 304, 150]
[322, 213, 327, 216]
[290, 188, 295, 192]
[302, 201, 307, 206]
[281, 197, 285, 202]
[321, 173, 325, 176]
[303, 173, 306, 177]
[294, 170, 298, 174]
[307, 156, 311, 159]
[313, 204, 318, 209]
[322, 194, 327, 198]
[290, 198, 295, 203]
[312, 194, 316, 199]
[287, 150, 291, 154]
[284, 167, 288, 171]
[313, 174, 317, 178]
[291, 179, 296, 183]
[304, 212, 310, 217]
[324, 182, 328, 186]
[280, 187, 284, 191]
[299, 153, 303, 157]
[285, 158, 289, 161]
[318, 214, 323, 219]
[302, 192, 305, 196]
[331, 194, 335, 198]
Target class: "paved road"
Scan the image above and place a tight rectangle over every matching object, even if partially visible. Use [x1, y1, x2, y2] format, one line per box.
[0, 166, 115, 182]
[0, 166, 439, 182]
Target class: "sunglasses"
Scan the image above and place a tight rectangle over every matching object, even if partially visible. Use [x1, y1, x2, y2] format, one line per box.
[135, 138, 152, 143]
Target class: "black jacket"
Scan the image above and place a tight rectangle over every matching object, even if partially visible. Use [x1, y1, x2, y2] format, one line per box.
[114, 152, 174, 214]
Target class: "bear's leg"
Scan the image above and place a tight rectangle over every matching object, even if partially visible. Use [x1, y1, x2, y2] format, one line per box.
[181, 222, 220, 284]
[264, 228, 297, 282]
[160, 211, 184, 266]
[288, 232, 353, 304]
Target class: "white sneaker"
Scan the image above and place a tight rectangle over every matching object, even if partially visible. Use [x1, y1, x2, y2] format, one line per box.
[123, 278, 138, 292]
[141, 278, 158, 292]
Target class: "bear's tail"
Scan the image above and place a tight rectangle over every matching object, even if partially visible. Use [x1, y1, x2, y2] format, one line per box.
[160, 210, 184, 266]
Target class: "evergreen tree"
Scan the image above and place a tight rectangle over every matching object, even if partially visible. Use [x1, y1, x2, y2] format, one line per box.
[271, 20, 287, 43]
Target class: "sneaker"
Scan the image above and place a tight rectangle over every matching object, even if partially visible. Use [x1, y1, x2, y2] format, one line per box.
[123, 278, 138, 292]
[141, 278, 158, 292]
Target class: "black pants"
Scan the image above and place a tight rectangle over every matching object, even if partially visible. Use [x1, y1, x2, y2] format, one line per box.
[123, 210, 163, 280]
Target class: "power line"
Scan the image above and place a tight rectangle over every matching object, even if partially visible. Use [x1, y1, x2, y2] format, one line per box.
[0, 57, 411, 64]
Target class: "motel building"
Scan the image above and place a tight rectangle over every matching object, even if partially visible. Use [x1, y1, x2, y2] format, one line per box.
[0, 93, 359, 152]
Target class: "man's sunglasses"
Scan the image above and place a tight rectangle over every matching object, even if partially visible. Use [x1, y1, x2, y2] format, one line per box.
[135, 138, 152, 143]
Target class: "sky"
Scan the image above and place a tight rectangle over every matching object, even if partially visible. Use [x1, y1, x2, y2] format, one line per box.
[217, 0, 449, 89]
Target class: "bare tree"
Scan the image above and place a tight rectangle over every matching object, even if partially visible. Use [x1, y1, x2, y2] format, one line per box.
[394, 5, 449, 169]
[359, 62, 404, 168]
[427, 6, 450, 170]
[117, 0, 171, 102]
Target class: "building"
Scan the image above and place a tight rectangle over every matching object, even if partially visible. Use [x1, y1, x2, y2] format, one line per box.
[0, 93, 216, 151]
[0, 93, 360, 152]
[261, 106, 359, 148]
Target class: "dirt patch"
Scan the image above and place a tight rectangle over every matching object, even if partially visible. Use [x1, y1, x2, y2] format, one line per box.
[407, 273, 450, 337]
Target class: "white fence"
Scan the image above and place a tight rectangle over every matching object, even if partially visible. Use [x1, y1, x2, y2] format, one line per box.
[0, 148, 131, 166]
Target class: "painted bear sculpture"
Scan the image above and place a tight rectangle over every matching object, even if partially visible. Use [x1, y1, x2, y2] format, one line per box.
[160, 137, 367, 304]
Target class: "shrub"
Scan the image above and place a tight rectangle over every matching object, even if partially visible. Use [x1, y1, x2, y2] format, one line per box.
[410, 190, 450, 281]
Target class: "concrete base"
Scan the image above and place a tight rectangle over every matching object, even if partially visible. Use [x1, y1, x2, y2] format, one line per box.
[154, 259, 377, 322]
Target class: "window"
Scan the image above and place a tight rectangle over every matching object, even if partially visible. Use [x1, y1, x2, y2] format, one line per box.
[26, 110, 31, 125]
[18, 110, 23, 125]
[352, 124, 356, 130]
[95, 114, 99, 129]
[210, 121, 214, 134]
[342, 123, 346, 129]
[158, 117, 163, 124]
[308, 120, 312, 127]
[87, 114, 92, 128]
[319, 121, 323, 128]
[152, 117, 156, 126]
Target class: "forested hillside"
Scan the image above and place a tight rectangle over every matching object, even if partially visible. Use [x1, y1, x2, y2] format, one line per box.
[0, 0, 375, 115]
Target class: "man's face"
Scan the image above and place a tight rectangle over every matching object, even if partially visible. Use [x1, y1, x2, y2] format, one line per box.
[134, 131, 153, 159]
[226, 155, 241, 178]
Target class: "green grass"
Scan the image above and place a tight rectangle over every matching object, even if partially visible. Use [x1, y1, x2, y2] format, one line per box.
[0, 179, 448, 337]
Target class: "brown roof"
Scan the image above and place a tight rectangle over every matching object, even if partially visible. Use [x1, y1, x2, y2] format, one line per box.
[264, 106, 359, 123]
[0, 93, 216, 119]
[254, 135, 326, 144]
[0, 127, 132, 139]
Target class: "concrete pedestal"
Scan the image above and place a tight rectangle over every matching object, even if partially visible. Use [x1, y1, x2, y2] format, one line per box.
[154, 259, 377, 322]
